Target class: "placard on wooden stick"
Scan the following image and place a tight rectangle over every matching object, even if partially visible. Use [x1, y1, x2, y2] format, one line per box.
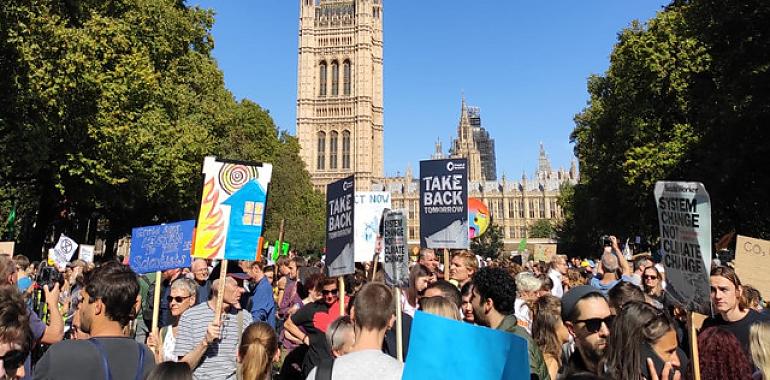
[735, 235, 770, 299]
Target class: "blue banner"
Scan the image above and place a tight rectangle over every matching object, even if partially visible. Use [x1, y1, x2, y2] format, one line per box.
[130, 220, 194, 274]
[403, 311, 529, 380]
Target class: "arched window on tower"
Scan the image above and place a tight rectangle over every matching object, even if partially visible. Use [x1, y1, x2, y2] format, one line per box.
[317, 131, 326, 170]
[319, 61, 327, 96]
[331, 61, 339, 96]
[329, 131, 338, 169]
[342, 130, 351, 169]
[343, 60, 351, 95]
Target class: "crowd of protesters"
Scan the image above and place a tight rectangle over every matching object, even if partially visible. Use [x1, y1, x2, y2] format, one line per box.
[1, 232, 770, 380]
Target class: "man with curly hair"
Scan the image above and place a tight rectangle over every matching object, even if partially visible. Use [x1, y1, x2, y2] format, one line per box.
[471, 267, 549, 380]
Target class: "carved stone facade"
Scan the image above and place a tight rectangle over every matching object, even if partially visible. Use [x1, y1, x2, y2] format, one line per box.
[296, 0, 384, 191]
[449, 98, 497, 182]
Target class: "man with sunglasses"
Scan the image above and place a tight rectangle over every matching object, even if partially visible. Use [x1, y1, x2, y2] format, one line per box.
[284, 276, 346, 378]
[0, 285, 33, 380]
[561, 285, 613, 376]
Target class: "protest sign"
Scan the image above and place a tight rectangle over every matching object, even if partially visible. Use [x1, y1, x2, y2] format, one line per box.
[193, 156, 272, 261]
[78, 244, 95, 263]
[403, 311, 528, 380]
[129, 220, 194, 274]
[533, 243, 557, 262]
[52, 234, 78, 269]
[326, 175, 355, 277]
[354, 191, 391, 263]
[383, 209, 409, 287]
[654, 181, 711, 313]
[735, 235, 770, 299]
[419, 158, 469, 249]
[0, 241, 14, 257]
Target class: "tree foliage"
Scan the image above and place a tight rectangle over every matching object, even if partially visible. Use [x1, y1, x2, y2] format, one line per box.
[0, 0, 325, 257]
[528, 219, 555, 239]
[471, 223, 504, 259]
[560, 1, 770, 255]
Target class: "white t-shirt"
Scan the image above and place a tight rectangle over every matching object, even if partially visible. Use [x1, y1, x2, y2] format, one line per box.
[162, 326, 177, 362]
[514, 298, 532, 334]
[306, 349, 403, 380]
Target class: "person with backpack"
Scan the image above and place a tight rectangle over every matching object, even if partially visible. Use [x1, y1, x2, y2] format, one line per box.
[33, 261, 156, 380]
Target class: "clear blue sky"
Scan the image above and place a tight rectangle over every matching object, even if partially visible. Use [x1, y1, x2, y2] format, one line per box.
[190, 0, 669, 178]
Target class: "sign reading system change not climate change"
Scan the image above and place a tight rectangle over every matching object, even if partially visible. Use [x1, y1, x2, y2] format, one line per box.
[654, 181, 711, 313]
[326, 175, 355, 277]
[419, 158, 469, 249]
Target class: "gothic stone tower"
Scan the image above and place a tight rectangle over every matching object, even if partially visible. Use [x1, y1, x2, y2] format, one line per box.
[296, 0, 384, 190]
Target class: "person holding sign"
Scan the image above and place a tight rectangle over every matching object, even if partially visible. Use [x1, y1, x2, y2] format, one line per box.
[146, 278, 198, 363]
[701, 266, 770, 362]
[174, 274, 252, 379]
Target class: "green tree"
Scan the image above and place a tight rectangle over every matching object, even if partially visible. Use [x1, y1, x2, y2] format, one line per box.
[529, 219, 555, 239]
[471, 223, 504, 259]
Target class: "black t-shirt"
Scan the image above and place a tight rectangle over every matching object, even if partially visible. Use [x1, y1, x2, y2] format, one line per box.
[291, 300, 333, 377]
[701, 309, 770, 356]
[33, 337, 156, 380]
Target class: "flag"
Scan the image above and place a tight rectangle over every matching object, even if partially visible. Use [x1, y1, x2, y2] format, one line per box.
[5, 202, 16, 239]
[518, 237, 527, 253]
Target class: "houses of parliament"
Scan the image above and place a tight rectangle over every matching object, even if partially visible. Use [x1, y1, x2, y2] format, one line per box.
[295, 0, 577, 248]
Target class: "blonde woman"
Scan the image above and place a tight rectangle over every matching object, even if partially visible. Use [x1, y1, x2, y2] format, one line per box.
[751, 321, 770, 380]
[419, 296, 460, 320]
[238, 322, 280, 380]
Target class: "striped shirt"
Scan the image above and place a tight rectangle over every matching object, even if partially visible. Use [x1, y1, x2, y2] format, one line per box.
[174, 302, 253, 380]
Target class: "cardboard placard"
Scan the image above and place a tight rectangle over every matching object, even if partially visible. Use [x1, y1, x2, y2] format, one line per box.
[735, 235, 770, 299]
[0, 241, 14, 257]
[326, 175, 355, 277]
[654, 181, 712, 313]
[419, 158, 469, 249]
[354, 191, 391, 263]
[78, 244, 95, 263]
[52, 234, 78, 270]
[533, 244, 557, 262]
[129, 220, 194, 274]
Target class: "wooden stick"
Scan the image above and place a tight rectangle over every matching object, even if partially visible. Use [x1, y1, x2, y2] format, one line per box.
[395, 288, 404, 362]
[151, 270, 162, 356]
[370, 251, 380, 282]
[338, 276, 346, 316]
[214, 260, 228, 325]
[444, 248, 450, 281]
[275, 218, 285, 280]
[689, 312, 701, 380]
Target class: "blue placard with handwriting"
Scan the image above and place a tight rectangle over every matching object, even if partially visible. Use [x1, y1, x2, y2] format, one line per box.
[129, 220, 194, 274]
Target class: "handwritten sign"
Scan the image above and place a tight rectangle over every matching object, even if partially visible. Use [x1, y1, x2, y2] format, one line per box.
[533, 244, 557, 262]
[383, 209, 409, 287]
[654, 181, 711, 313]
[354, 191, 391, 263]
[129, 220, 194, 274]
[735, 235, 770, 300]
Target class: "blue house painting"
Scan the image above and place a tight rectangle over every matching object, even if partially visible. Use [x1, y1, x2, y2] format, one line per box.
[222, 179, 267, 260]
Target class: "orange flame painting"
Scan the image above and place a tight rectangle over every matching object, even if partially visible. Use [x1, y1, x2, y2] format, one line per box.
[193, 177, 225, 259]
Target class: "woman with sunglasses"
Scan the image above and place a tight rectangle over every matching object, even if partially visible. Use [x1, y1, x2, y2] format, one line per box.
[0, 285, 32, 380]
[147, 278, 198, 362]
[602, 301, 685, 380]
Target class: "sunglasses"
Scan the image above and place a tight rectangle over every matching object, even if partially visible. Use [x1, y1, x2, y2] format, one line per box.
[643, 275, 659, 280]
[1, 349, 26, 373]
[167, 295, 192, 303]
[321, 289, 339, 296]
[575, 316, 614, 333]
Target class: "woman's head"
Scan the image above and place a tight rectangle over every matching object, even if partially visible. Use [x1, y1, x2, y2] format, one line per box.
[169, 278, 197, 318]
[532, 295, 569, 362]
[407, 264, 432, 305]
[751, 321, 770, 379]
[461, 282, 475, 323]
[515, 272, 542, 302]
[147, 362, 192, 380]
[567, 267, 587, 288]
[0, 285, 32, 380]
[419, 296, 460, 320]
[607, 281, 645, 315]
[603, 301, 680, 380]
[642, 266, 662, 295]
[326, 316, 355, 357]
[710, 266, 748, 315]
[699, 327, 754, 380]
[238, 322, 280, 380]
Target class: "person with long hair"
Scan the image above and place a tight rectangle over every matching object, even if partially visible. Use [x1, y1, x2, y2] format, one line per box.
[751, 321, 770, 380]
[460, 282, 475, 323]
[602, 301, 683, 380]
[147, 362, 193, 380]
[696, 327, 753, 380]
[419, 296, 460, 320]
[238, 322, 280, 380]
[402, 264, 431, 317]
[702, 266, 770, 358]
[532, 295, 570, 380]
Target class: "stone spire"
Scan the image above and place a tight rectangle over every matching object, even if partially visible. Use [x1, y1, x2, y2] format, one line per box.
[432, 138, 444, 159]
[537, 142, 552, 174]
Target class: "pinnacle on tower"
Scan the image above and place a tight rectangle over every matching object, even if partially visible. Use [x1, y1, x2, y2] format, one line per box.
[538, 142, 552, 174]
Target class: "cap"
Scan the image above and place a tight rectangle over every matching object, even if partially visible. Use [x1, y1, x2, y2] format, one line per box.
[561, 285, 605, 322]
[209, 261, 250, 282]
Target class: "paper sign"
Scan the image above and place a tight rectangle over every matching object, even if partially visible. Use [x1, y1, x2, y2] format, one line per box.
[354, 191, 391, 263]
[419, 158, 469, 249]
[129, 220, 194, 274]
[383, 209, 409, 287]
[193, 156, 272, 260]
[78, 244, 95, 263]
[654, 181, 712, 313]
[533, 244, 557, 262]
[735, 235, 770, 300]
[0, 241, 14, 257]
[403, 311, 529, 380]
[52, 234, 78, 269]
[326, 175, 356, 277]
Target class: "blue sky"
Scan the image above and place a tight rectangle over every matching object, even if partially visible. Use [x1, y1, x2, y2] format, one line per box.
[190, 0, 669, 178]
